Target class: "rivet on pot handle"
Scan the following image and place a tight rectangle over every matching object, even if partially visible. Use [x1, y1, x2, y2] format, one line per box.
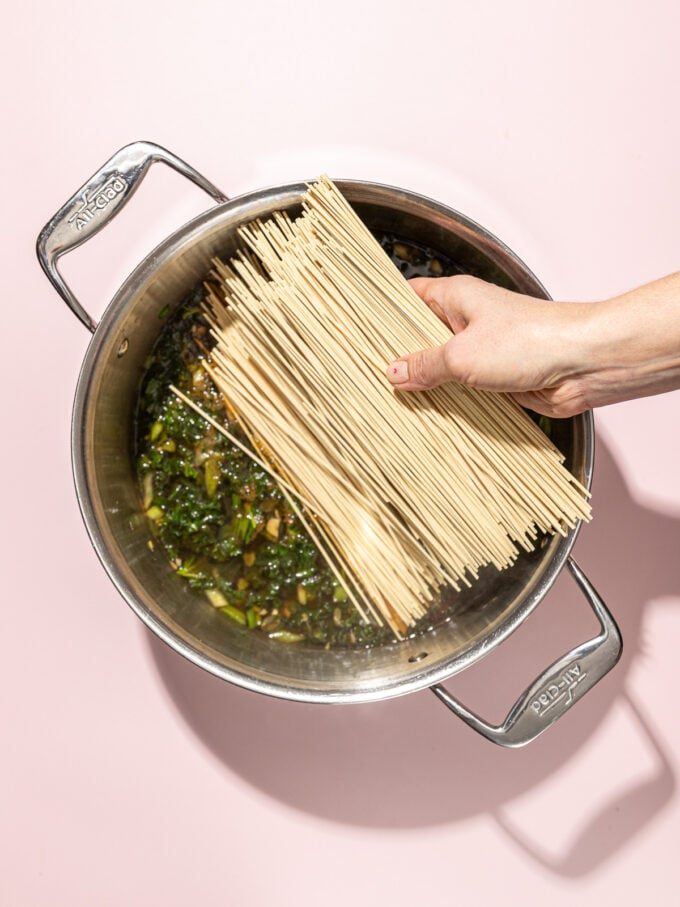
[36, 141, 227, 333]
[430, 558, 622, 747]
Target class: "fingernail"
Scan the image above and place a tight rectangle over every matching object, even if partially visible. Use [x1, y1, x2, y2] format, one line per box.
[387, 360, 409, 384]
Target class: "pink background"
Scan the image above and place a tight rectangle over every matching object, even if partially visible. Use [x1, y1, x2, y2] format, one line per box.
[3, 2, 679, 904]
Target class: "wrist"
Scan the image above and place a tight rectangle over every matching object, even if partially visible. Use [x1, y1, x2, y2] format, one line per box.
[539, 300, 604, 382]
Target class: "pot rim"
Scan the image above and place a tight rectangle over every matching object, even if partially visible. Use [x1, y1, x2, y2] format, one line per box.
[71, 177, 595, 704]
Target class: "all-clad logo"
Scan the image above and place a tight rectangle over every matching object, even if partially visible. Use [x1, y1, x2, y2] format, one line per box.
[531, 661, 586, 717]
[68, 174, 127, 231]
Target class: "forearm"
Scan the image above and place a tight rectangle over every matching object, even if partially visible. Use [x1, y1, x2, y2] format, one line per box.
[574, 272, 680, 407]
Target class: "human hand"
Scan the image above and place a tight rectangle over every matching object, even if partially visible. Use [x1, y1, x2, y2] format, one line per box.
[385, 273, 680, 417]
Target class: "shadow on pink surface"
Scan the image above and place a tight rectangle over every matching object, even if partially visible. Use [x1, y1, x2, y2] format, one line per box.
[149, 439, 678, 874]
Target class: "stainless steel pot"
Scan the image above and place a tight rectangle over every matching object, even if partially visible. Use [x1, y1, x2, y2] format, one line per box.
[37, 141, 622, 747]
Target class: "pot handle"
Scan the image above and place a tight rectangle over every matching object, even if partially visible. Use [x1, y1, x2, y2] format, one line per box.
[430, 558, 622, 747]
[36, 141, 227, 333]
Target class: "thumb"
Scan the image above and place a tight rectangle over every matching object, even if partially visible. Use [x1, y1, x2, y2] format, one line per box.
[386, 342, 453, 391]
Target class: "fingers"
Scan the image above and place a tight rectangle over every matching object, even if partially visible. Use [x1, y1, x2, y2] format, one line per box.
[408, 275, 477, 333]
[386, 343, 452, 391]
[408, 276, 436, 298]
[511, 388, 589, 418]
[387, 275, 482, 392]
[407, 277, 449, 325]
[510, 391, 558, 417]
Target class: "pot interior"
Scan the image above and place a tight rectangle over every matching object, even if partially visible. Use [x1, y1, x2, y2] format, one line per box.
[75, 181, 591, 702]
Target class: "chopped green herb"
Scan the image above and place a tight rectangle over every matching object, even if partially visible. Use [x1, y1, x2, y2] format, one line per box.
[538, 415, 553, 437]
[333, 585, 348, 602]
[204, 457, 221, 498]
[268, 631, 305, 643]
[205, 588, 228, 608]
[221, 604, 247, 626]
